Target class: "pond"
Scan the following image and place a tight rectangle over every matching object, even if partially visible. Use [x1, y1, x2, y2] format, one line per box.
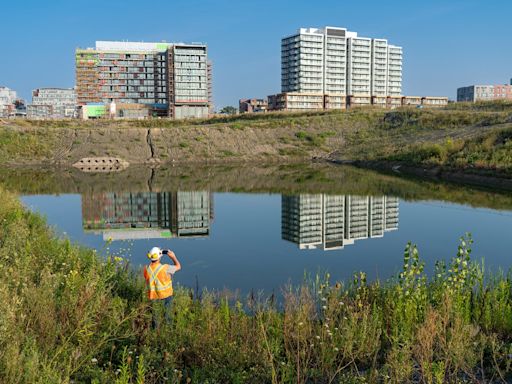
[5, 163, 512, 294]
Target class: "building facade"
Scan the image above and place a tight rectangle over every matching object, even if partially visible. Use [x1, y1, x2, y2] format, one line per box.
[281, 194, 399, 251]
[0, 86, 17, 118]
[76, 41, 210, 119]
[27, 88, 76, 118]
[457, 81, 512, 102]
[280, 26, 402, 107]
[239, 98, 268, 113]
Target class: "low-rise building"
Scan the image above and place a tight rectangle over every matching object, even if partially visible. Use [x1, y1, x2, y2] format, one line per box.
[457, 81, 512, 102]
[267, 92, 448, 111]
[28, 88, 77, 119]
[268, 92, 347, 111]
[239, 98, 268, 113]
[348, 95, 372, 108]
[402, 96, 422, 106]
[268, 92, 324, 111]
[0, 86, 17, 118]
[421, 96, 448, 107]
[386, 96, 403, 109]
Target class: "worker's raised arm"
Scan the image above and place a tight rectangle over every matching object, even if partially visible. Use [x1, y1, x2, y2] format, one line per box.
[166, 250, 181, 272]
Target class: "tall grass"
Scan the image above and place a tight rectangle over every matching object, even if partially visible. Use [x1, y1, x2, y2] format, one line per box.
[1, 187, 512, 382]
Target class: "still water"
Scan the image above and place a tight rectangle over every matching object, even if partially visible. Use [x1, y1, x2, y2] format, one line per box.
[9, 164, 512, 294]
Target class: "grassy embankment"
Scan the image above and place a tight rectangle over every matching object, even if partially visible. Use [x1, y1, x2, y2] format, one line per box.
[1, 101, 511, 176]
[2, 186, 512, 383]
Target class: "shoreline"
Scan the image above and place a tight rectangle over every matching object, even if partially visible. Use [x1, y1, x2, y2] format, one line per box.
[348, 160, 512, 191]
[1, 184, 512, 382]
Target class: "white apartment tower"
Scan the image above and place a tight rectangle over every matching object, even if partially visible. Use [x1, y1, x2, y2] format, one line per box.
[281, 27, 402, 98]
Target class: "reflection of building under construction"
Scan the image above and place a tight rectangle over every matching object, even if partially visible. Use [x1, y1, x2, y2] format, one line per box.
[281, 194, 399, 250]
[82, 191, 213, 241]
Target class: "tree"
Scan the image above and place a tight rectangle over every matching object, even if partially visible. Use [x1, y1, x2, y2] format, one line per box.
[219, 106, 238, 115]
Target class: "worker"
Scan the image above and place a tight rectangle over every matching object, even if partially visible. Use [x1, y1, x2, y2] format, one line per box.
[143, 247, 181, 328]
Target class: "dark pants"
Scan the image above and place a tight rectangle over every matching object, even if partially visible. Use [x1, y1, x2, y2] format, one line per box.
[151, 296, 173, 329]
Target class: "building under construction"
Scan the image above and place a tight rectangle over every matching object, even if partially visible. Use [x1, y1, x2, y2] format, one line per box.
[76, 41, 211, 119]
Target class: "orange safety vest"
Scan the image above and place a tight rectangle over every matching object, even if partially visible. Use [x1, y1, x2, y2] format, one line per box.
[143, 262, 173, 300]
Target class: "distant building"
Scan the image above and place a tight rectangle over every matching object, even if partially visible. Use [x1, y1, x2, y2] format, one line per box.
[0, 86, 17, 118]
[281, 194, 398, 251]
[76, 41, 210, 119]
[239, 98, 268, 113]
[420, 96, 449, 107]
[267, 94, 447, 111]
[27, 88, 77, 119]
[280, 26, 402, 104]
[82, 190, 213, 241]
[207, 61, 214, 114]
[269, 26, 449, 111]
[457, 81, 512, 102]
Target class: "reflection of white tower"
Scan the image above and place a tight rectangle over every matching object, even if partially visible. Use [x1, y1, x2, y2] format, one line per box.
[282, 194, 400, 251]
[369, 196, 385, 238]
[346, 196, 369, 241]
[282, 195, 323, 249]
[323, 195, 345, 250]
[384, 196, 399, 232]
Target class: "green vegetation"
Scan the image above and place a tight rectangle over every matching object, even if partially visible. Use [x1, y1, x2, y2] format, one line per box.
[0, 128, 60, 163]
[1, 101, 512, 177]
[2, 186, 512, 383]
[387, 126, 512, 175]
[219, 106, 238, 115]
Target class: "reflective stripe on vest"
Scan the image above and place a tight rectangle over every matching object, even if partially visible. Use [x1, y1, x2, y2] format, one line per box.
[145, 264, 173, 299]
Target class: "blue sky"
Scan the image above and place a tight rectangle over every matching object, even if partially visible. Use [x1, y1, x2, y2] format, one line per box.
[1, 0, 510, 108]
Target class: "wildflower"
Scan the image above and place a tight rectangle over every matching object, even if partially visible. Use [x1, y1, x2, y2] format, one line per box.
[128, 350, 133, 355]
[334, 327, 338, 331]
[334, 347, 339, 352]
[321, 297, 327, 302]
[281, 361, 286, 366]
[324, 323, 329, 328]
[338, 301, 344, 306]
[315, 335, 320, 340]
[298, 322, 303, 326]
[322, 305, 327, 310]
[91, 358, 98, 364]
[343, 316, 348, 320]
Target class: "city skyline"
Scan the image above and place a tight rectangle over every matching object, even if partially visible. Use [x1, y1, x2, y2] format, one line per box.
[0, 0, 510, 108]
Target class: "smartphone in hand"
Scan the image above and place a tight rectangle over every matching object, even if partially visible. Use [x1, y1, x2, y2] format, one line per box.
[162, 249, 169, 255]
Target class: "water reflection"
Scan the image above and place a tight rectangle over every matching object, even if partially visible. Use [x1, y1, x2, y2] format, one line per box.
[282, 195, 399, 250]
[82, 191, 213, 241]
[80, 189, 399, 253]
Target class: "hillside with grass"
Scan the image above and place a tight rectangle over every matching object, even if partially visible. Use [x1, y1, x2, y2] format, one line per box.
[1, 101, 511, 178]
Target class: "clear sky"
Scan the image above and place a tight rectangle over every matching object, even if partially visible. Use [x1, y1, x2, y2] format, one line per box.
[1, 0, 510, 108]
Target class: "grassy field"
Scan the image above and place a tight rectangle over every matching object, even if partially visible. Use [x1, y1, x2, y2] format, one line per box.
[1, 102, 511, 176]
[2, 185, 512, 383]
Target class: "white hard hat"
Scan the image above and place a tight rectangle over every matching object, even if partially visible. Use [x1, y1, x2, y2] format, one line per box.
[147, 247, 162, 261]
